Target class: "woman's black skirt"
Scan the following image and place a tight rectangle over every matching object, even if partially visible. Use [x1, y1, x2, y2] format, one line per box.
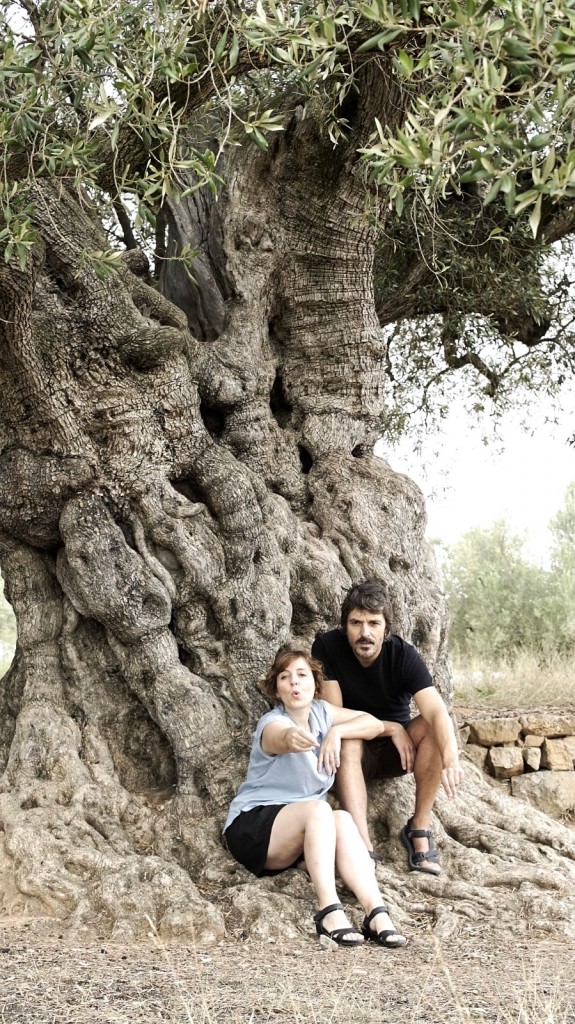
[224, 804, 288, 877]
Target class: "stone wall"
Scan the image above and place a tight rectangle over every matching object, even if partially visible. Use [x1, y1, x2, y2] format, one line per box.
[457, 708, 575, 820]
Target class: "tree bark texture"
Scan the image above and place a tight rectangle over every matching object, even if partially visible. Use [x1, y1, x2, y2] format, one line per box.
[0, 90, 573, 943]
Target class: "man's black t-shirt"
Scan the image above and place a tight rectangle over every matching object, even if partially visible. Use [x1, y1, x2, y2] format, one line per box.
[311, 629, 433, 725]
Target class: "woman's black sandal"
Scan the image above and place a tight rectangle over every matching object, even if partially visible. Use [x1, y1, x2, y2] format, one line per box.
[362, 906, 407, 948]
[314, 903, 365, 948]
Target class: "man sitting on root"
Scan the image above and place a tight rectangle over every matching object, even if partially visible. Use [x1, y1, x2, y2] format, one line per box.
[311, 579, 463, 875]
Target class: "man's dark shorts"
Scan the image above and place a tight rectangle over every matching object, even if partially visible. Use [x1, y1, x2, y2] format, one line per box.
[362, 736, 408, 781]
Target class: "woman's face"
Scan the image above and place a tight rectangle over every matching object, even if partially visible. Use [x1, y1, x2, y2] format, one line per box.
[275, 656, 316, 709]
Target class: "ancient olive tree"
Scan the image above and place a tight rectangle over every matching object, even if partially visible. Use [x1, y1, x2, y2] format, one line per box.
[0, 0, 574, 941]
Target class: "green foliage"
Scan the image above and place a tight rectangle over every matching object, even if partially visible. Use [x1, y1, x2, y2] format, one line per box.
[0, 0, 250, 252]
[443, 483, 575, 662]
[374, 193, 569, 431]
[358, 0, 575, 233]
[3, 0, 575, 254]
[443, 520, 550, 660]
[550, 479, 575, 558]
[548, 480, 575, 651]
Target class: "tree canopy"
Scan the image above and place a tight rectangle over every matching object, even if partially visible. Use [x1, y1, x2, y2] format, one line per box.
[5, 1, 575, 210]
[3, 0, 575, 421]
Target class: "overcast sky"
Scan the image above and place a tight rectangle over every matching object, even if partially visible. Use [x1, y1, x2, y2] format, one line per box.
[379, 396, 575, 566]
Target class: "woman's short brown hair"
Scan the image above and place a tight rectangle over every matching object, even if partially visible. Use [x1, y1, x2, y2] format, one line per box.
[261, 646, 327, 704]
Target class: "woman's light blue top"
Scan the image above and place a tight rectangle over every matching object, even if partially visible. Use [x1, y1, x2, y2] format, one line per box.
[224, 699, 334, 831]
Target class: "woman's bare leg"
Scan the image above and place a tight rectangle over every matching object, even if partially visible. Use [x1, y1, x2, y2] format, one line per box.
[265, 801, 362, 940]
[333, 810, 406, 941]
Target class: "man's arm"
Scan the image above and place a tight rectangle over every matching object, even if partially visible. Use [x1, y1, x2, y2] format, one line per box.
[317, 704, 388, 773]
[413, 687, 463, 797]
[321, 679, 343, 706]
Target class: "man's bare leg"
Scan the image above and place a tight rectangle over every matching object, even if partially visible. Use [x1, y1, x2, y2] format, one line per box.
[339, 726, 444, 869]
[405, 717, 443, 874]
[334, 738, 374, 852]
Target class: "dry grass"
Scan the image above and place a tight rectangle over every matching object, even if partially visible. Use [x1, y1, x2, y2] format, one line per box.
[0, 917, 573, 1024]
[452, 651, 575, 709]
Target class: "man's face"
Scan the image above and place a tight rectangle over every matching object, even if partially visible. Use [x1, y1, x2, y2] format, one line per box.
[345, 608, 386, 667]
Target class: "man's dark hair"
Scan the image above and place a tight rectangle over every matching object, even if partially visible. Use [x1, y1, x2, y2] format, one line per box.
[340, 579, 393, 633]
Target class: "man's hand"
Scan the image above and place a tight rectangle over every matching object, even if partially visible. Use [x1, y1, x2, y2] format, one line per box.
[388, 722, 416, 773]
[317, 727, 341, 774]
[441, 760, 464, 799]
[413, 687, 465, 797]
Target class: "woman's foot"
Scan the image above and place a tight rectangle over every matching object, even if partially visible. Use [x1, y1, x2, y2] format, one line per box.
[362, 905, 407, 948]
[314, 902, 365, 947]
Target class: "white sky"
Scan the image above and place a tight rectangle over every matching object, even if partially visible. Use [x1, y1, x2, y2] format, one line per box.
[378, 397, 575, 566]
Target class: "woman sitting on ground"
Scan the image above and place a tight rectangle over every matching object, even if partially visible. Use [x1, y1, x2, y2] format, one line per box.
[223, 646, 407, 949]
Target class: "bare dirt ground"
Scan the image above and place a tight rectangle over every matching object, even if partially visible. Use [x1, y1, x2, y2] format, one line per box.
[0, 914, 573, 1024]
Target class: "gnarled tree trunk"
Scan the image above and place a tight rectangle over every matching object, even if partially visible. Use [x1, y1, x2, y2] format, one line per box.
[0, 75, 573, 943]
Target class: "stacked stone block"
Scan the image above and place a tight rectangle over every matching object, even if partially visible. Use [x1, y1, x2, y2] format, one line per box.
[457, 710, 575, 820]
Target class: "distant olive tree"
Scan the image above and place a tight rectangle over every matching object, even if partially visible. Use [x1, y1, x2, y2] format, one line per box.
[548, 481, 575, 653]
[443, 521, 555, 661]
[444, 483, 575, 661]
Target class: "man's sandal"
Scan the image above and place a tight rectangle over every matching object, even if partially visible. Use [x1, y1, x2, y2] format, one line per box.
[361, 906, 407, 948]
[400, 817, 442, 875]
[314, 903, 365, 948]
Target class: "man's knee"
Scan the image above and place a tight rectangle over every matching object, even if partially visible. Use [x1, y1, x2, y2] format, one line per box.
[407, 715, 433, 746]
[339, 738, 364, 765]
